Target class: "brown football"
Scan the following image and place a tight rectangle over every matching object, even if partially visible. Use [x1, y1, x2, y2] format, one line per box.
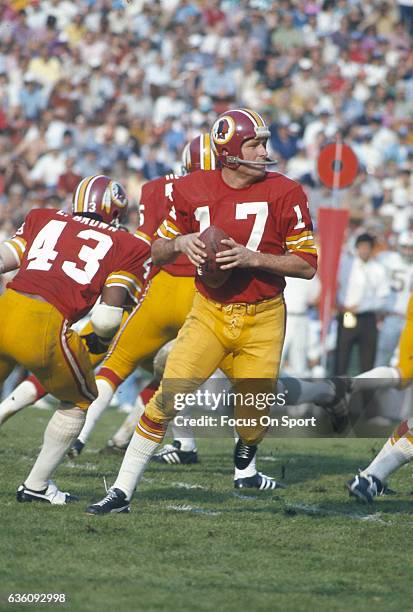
[197, 225, 232, 288]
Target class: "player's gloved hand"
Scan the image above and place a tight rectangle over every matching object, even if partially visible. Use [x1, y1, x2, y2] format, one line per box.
[81, 332, 110, 355]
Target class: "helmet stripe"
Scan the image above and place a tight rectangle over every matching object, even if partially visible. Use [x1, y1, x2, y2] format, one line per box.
[73, 177, 91, 214]
[241, 108, 266, 127]
[83, 174, 106, 213]
[238, 108, 260, 128]
[205, 133, 213, 170]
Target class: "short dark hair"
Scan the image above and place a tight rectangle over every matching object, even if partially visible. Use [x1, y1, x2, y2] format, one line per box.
[355, 233, 375, 247]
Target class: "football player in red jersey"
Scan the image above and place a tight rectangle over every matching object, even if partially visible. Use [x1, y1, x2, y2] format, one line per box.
[0, 135, 215, 448]
[87, 108, 318, 514]
[0, 175, 150, 504]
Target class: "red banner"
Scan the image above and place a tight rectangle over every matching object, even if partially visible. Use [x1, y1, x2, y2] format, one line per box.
[317, 207, 349, 343]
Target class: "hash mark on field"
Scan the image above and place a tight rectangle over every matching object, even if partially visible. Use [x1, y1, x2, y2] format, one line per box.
[67, 462, 97, 471]
[166, 504, 221, 516]
[285, 502, 389, 524]
[171, 481, 208, 490]
[142, 476, 207, 490]
[260, 456, 279, 462]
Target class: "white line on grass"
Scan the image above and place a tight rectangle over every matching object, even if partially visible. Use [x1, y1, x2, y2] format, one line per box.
[285, 502, 389, 524]
[142, 476, 208, 490]
[166, 504, 221, 516]
[66, 462, 97, 471]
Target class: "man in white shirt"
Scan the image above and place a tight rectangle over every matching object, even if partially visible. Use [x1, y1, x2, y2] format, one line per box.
[335, 233, 389, 375]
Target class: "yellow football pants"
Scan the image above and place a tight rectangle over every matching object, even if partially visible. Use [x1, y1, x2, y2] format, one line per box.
[0, 289, 97, 409]
[397, 294, 413, 386]
[98, 270, 196, 387]
[145, 291, 286, 444]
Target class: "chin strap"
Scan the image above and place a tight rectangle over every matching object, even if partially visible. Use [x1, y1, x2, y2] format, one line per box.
[226, 156, 278, 167]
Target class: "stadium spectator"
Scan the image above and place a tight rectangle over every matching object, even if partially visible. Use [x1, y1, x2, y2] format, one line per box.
[335, 233, 389, 375]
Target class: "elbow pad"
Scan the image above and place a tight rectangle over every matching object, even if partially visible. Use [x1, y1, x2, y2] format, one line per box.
[91, 303, 123, 340]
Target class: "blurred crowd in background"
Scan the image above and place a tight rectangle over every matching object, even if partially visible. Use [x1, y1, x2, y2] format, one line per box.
[1, 0, 413, 382]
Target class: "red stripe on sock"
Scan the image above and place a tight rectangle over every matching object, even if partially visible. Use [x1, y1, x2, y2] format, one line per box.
[396, 420, 409, 438]
[97, 367, 123, 389]
[140, 379, 159, 405]
[26, 374, 46, 400]
[141, 412, 165, 433]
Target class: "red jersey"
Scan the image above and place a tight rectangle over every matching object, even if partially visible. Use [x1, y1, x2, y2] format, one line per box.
[6, 208, 150, 322]
[134, 174, 194, 278]
[157, 169, 317, 304]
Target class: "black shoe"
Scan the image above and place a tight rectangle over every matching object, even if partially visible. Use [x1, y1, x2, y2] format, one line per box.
[86, 488, 130, 515]
[347, 472, 384, 503]
[151, 440, 198, 465]
[17, 481, 79, 505]
[67, 439, 84, 459]
[99, 439, 127, 456]
[234, 472, 286, 491]
[317, 377, 352, 433]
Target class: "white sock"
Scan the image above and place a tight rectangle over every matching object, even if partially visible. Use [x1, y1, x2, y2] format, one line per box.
[0, 380, 40, 426]
[113, 432, 160, 500]
[353, 366, 400, 393]
[111, 395, 145, 449]
[78, 379, 115, 444]
[361, 418, 413, 482]
[171, 415, 197, 452]
[280, 377, 335, 406]
[25, 407, 85, 491]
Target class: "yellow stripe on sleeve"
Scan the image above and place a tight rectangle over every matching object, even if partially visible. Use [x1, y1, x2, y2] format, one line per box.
[157, 220, 182, 240]
[4, 238, 26, 265]
[285, 230, 314, 244]
[134, 230, 152, 246]
[105, 271, 143, 302]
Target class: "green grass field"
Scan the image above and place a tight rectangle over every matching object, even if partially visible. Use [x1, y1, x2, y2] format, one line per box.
[1, 407, 412, 612]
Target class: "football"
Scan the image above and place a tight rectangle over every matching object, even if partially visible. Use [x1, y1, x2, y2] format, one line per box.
[197, 225, 232, 288]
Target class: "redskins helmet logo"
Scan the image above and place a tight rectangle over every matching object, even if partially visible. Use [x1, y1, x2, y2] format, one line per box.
[110, 181, 127, 207]
[212, 115, 235, 145]
[101, 181, 127, 215]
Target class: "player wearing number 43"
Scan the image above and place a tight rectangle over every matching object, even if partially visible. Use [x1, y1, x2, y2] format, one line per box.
[87, 107, 318, 515]
[0, 175, 151, 505]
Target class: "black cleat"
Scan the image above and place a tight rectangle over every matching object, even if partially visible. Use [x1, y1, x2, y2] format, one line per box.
[151, 440, 198, 465]
[99, 440, 127, 456]
[67, 439, 84, 459]
[17, 481, 79, 505]
[347, 472, 384, 503]
[234, 472, 286, 491]
[86, 488, 130, 515]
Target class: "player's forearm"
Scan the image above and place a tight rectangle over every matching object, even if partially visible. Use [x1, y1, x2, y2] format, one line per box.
[151, 237, 181, 266]
[253, 252, 316, 280]
[0, 243, 20, 274]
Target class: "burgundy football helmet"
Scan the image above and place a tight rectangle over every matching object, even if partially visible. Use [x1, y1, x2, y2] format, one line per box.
[72, 175, 129, 226]
[210, 108, 272, 169]
[181, 133, 216, 174]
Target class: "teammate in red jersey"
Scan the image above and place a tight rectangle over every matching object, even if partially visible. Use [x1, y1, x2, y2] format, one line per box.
[0, 175, 150, 504]
[0, 136, 214, 445]
[87, 108, 318, 514]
